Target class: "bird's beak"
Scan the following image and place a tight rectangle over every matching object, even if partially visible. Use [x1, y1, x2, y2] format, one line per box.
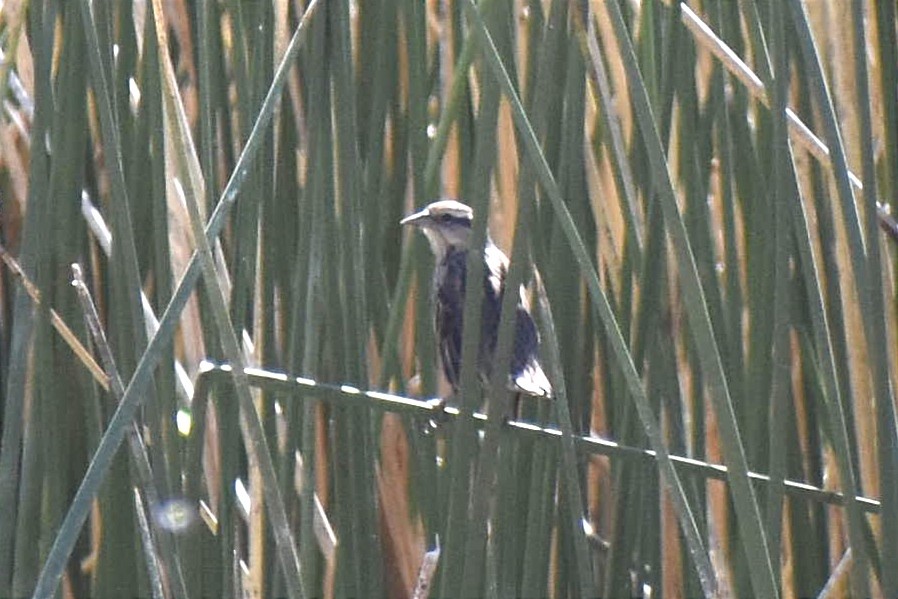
[400, 207, 431, 227]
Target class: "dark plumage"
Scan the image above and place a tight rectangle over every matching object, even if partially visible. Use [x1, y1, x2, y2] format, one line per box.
[401, 199, 552, 398]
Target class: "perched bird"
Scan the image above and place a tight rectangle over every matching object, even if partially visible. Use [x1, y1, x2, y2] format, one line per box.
[401, 199, 552, 400]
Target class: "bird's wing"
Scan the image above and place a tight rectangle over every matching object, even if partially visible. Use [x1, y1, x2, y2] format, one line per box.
[483, 243, 551, 397]
[478, 244, 508, 377]
[512, 362, 553, 398]
[511, 304, 552, 398]
[484, 243, 507, 298]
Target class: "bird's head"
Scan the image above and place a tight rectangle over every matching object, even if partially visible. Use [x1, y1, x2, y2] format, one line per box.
[400, 199, 474, 259]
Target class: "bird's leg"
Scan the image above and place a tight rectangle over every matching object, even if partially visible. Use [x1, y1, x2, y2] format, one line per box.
[502, 392, 523, 426]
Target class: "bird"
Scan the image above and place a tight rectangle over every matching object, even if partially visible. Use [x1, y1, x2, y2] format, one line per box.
[401, 199, 552, 401]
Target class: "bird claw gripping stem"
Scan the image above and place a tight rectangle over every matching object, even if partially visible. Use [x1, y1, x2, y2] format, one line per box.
[422, 397, 451, 434]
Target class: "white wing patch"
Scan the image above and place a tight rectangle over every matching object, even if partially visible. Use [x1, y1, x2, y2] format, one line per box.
[512, 363, 552, 398]
[484, 243, 507, 297]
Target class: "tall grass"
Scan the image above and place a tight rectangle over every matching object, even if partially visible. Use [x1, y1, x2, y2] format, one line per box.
[0, 0, 895, 597]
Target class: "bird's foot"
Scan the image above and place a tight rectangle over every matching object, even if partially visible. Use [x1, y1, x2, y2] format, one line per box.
[423, 397, 451, 434]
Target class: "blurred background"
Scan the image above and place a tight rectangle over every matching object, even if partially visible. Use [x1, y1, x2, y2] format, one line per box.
[0, 0, 896, 597]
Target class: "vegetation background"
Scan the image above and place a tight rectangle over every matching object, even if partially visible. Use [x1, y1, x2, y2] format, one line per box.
[0, 0, 895, 597]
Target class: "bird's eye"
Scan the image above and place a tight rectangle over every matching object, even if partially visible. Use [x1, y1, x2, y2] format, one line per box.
[438, 214, 452, 223]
